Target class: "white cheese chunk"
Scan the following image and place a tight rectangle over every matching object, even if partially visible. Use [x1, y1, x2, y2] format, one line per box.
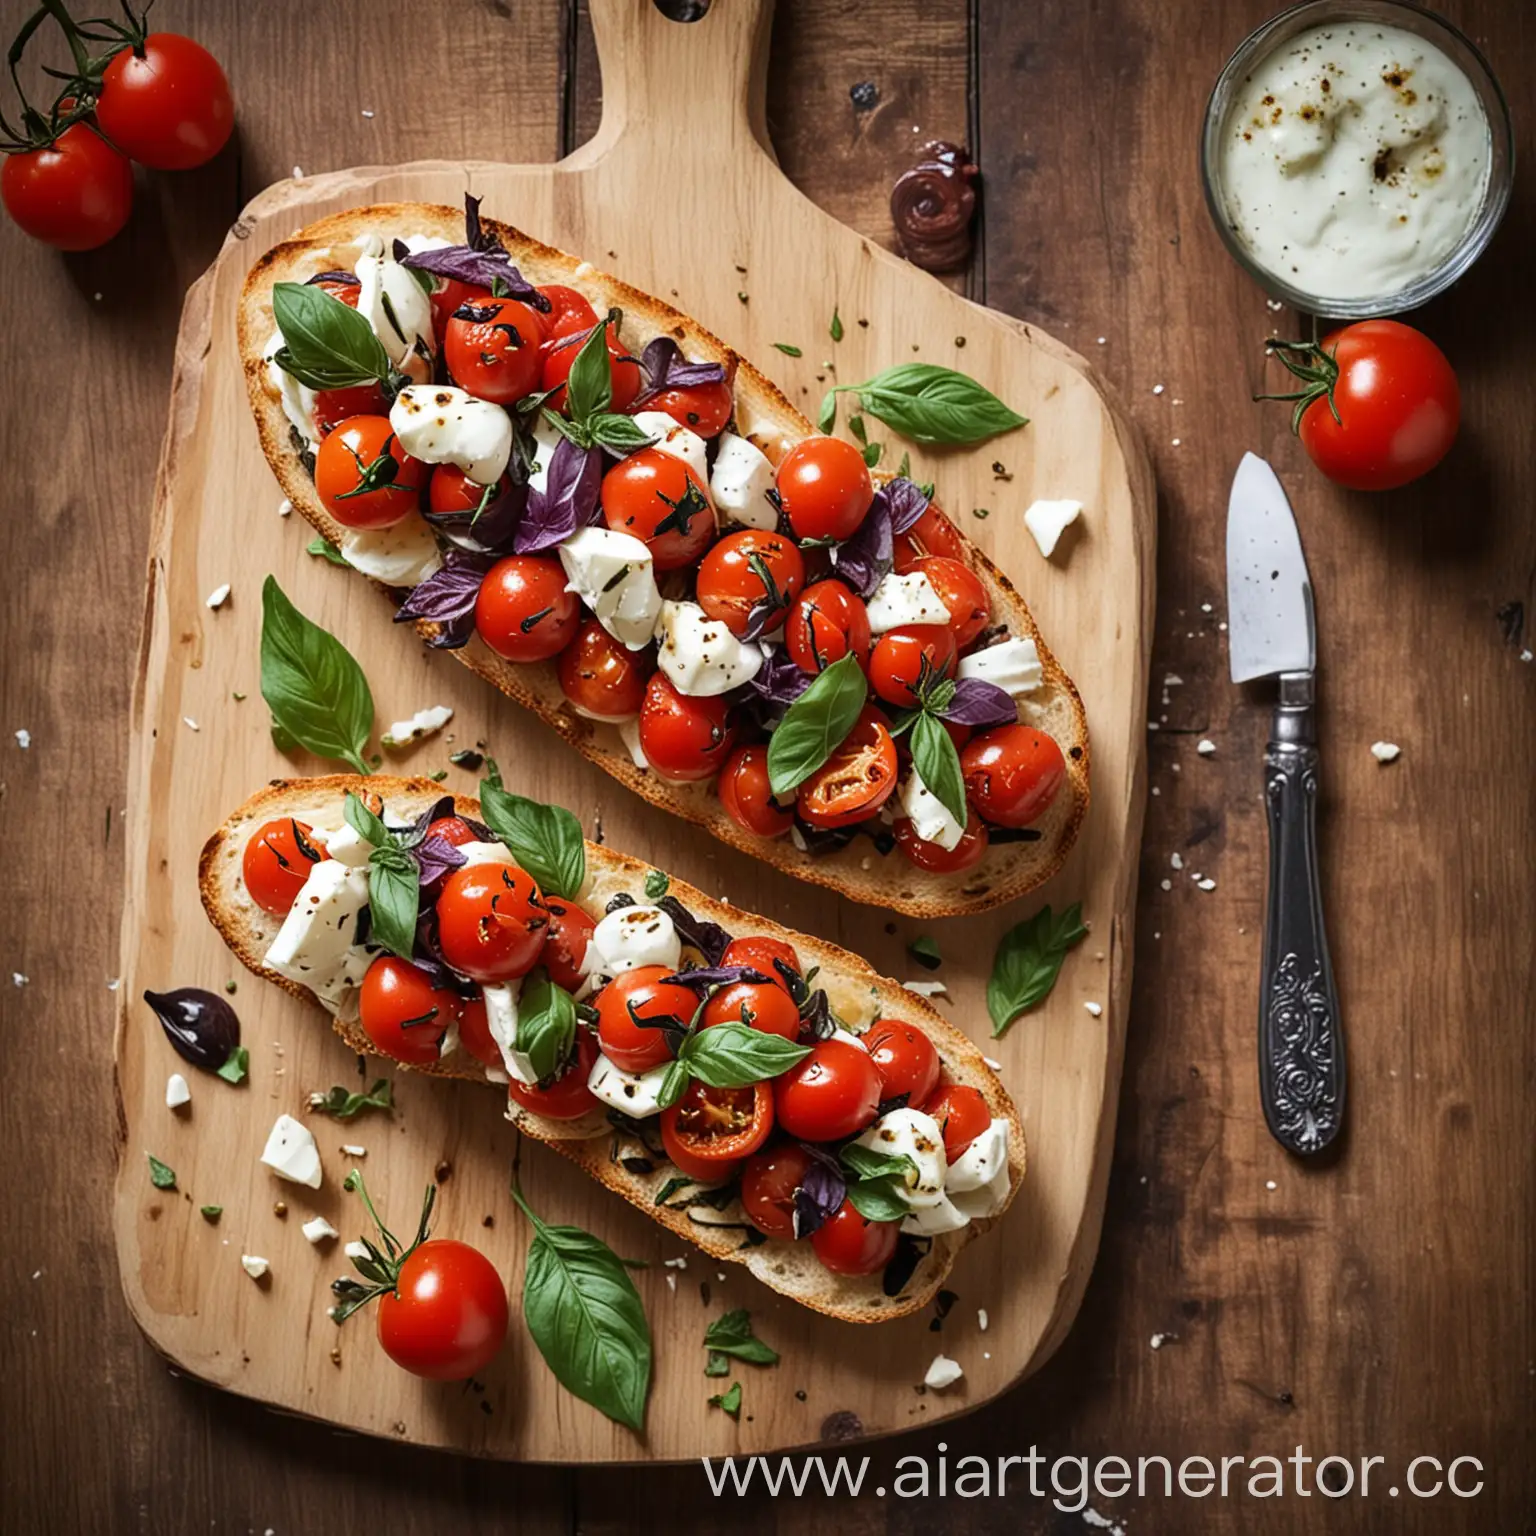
[654, 599, 764, 697]
[629, 411, 709, 485]
[301, 1216, 338, 1245]
[924, 1354, 964, 1391]
[585, 904, 682, 976]
[398, 232, 451, 258]
[852, 1107, 948, 1209]
[389, 385, 512, 486]
[618, 717, 651, 770]
[950, 1158, 1011, 1220]
[260, 1113, 323, 1189]
[355, 236, 434, 382]
[456, 840, 516, 869]
[866, 571, 952, 634]
[945, 1117, 1009, 1194]
[241, 1254, 270, 1281]
[165, 1073, 190, 1110]
[339, 513, 443, 587]
[527, 411, 563, 494]
[956, 637, 1041, 699]
[262, 860, 374, 1007]
[1370, 740, 1401, 763]
[482, 979, 536, 1085]
[586, 1052, 672, 1118]
[262, 330, 318, 445]
[381, 704, 454, 749]
[558, 527, 662, 650]
[344, 1240, 371, 1262]
[1022, 498, 1082, 559]
[709, 432, 777, 530]
[897, 768, 965, 852]
[901, 1194, 970, 1236]
[828, 1027, 869, 1053]
[320, 823, 373, 868]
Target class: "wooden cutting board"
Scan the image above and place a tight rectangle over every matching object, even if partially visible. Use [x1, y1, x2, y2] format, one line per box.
[112, 0, 1153, 1462]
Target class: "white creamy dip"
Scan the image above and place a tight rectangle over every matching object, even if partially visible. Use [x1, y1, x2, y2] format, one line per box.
[1217, 21, 1490, 302]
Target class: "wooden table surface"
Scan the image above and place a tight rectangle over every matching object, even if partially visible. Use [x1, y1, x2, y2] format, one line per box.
[0, 2, 1530, 1531]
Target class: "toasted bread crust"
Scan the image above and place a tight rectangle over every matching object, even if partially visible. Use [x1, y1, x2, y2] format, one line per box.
[200, 775, 1026, 1323]
[236, 204, 1089, 917]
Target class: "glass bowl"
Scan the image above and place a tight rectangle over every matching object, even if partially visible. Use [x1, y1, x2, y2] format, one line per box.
[1201, 0, 1514, 317]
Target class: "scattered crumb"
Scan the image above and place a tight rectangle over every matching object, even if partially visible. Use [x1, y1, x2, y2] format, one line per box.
[183, 717, 200, 732]
[982, 1056, 1002, 1071]
[1198, 878, 1217, 892]
[1164, 674, 1183, 688]
[205, 583, 231, 610]
[1171, 437, 1182, 447]
[1266, 1180, 1278, 1190]
[1084, 1001, 1103, 1017]
[107, 977, 121, 991]
[278, 498, 292, 517]
[665, 1273, 677, 1292]
[14, 729, 30, 749]
[924, 1354, 964, 1391]
[1170, 852, 1184, 870]
[1023, 499, 1082, 560]
[340, 1144, 367, 1158]
[292, 166, 304, 179]
[1096, 336, 1106, 345]
[382, 705, 454, 750]
[1152, 384, 1164, 395]
[977, 1308, 989, 1332]
[361, 108, 375, 119]
[1150, 1331, 1177, 1350]
[903, 980, 947, 998]
[302, 1216, 339, 1244]
[1196, 739, 1216, 756]
[166, 1073, 190, 1110]
[1201, 602, 1213, 613]
[664, 1256, 688, 1270]
[344, 1241, 371, 1262]
[1160, 879, 1172, 891]
[1370, 741, 1401, 763]
[241, 1255, 270, 1280]
[1081, 1508, 1128, 1534]
[12, 973, 27, 988]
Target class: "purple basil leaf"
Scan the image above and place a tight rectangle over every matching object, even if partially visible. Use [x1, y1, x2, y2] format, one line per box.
[794, 1160, 846, 1239]
[881, 476, 931, 536]
[830, 495, 893, 599]
[630, 336, 729, 408]
[657, 896, 730, 966]
[422, 479, 528, 555]
[414, 834, 468, 888]
[306, 269, 358, 287]
[393, 795, 458, 849]
[659, 965, 771, 992]
[394, 552, 493, 627]
[515, 437, 602, 554]
[396, 241, 548, 309]
[798, 989, 834, 1041]
[748, 646, 811, 705]
[943, 677, 1018, 731]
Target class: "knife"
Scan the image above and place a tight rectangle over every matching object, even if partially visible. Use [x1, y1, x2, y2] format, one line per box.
[1226, 452, 1344, 1156]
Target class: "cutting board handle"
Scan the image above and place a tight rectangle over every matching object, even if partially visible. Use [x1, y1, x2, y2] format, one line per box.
[574, 0, 775, 166]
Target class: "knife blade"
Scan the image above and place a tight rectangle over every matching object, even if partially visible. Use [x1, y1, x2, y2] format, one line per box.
[1224, 453, 1344, 1157]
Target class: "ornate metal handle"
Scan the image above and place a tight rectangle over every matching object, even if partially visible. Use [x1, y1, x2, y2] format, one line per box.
[1259, 673, 1345, 1155]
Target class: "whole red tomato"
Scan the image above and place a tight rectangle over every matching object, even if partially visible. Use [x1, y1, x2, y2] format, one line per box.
[1, 123, 132, 250]
[95, 34, 235, 171]
[1269, 322, 1460, 492]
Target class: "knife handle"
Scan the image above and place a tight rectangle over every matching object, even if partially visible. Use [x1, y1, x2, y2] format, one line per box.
[1258, 673, 1345, 1156]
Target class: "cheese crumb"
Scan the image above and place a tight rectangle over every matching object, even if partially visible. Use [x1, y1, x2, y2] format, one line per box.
[205, 583, 231, 610]
[1197, 878, 1217, 892]
[1022, 499, 1082, 559]
[183, 717, 200, 732]
[14, 729, 30, 749]
[663, 1256, 688, 1270]
[344, 1241, 371, 1262]
[1196, 738, 1216, 756]
[903, 980, 947, 998]
[166, 1073, 191, 1110]
[1370, 741, 1401, 764]
[382, 704, 453, 750]
[977, 1308, 989, 1332]
[340, 1144, 367, 1158]
[1150, 1331, 1176, 1350]
[924, 1354, 964, 1391]
[302, 1216, 339, 1245]
[982, 1056, 1003, 1071]
[1170, 852, 1183, 870]
[1084, 1001, 1103, 1018]
[277, 499, 292, 518]
[12, 973, 27, 987]
[241, 1255, 270, 1280]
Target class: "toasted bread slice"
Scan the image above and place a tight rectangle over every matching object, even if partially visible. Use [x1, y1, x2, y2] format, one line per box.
[237, 203, 1088, 917]
[200, 775, 1025, 1323]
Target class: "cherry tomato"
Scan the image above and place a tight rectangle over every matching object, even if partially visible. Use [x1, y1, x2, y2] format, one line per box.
[242, 817, 321, 915]
[429, 462, 510, 518]
[474, 555, 580, 662]
[961, 725, 1066, 828]
[435, 862, 546, 982]
[810, 1199, 899, 1276]
[911, 555, 989, 648]
[924, 1083, 992, 1162]
[864, 1020, 940, 1108]
[314, 416, 426, 530]
[701, 980, 802, 1042]
[376, 1239, 508, 1380]
[427, 277, 478, 348]
[697, 530, 805, 638]
[1, 124, 132, 250]
[456, 994, 501, 1072]
[445, 294, 547, 404]
[785, 580, 872, 675]
[660, 1080, 772, 1180]
[358, 956, 464, 1066]
[557, 619, 651, 721]
[312, 381, 387, 437]
[540, 897, 597, 991]
[420, 813, 480, 896]
[594, 966, 697, 1073]
[541, 326, 641, 413]
[796, 706, 898, 829]
[1278, 321, 1460, 491]
[537, 284, 600, 344]
[507, 1026, 600, 1119]
[868, 623, 957, 708]
[893, 810, 989, 874]
[720, 936, 801, 991]
[893, 504, 967, 571]
[600, 448, 714, 571]
[775, 437, 873, 541]
[638, 673, 735, 782]
[773, 1038, 881, 1142]
[640, 380, 734, 437]
[95, 33, 233, 170]
[310, 275, 360, 306]
[718, 744, 796, 839]
[741, 1141, 814, 1239]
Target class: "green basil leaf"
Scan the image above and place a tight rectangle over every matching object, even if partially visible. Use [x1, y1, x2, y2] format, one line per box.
[343, 790, 388, 847]
[271, 281, 392, 391]
[216, 1046, 249, 1085]
[897, 451, 912, 479]
[704, 1350, 731, 1378]
[657, 1058, 689, 1112]
[910, 710, 967, 826]
[846, 414, 868, 446]
[518, 1203, 653, 1431]
[844, 1176, 910, 1222]
[589, 412, 661, 454]
[850, 363, 1027, 446]
[200, 1205, 222, 1221]
[908, 935, 942, 970]
[703, 1308, 780, 1367]
[766, 653, 867, 797]
[147, 1154, 176, 1190]
[772, 342, 802, 357]
[516, 967, 578, 1083]
[643, 870, 669, 900]
[306, 534, 348, 566]
[817, 390, 837, 433]
[862, 441, 883, 467]
[478, 782, 585, 899]
[829, 307, 844, 343]
[259, 576, 374, 775]
[987, 902, 1090, 1037]
[366, 845, 420, 961]
[840, 1143, 918, 1184]
[678, 1021, 810, 1088]
[311, 1078, 394, 1119]
[709, 1381, 743, 1418]
[564, 318, 614, 428]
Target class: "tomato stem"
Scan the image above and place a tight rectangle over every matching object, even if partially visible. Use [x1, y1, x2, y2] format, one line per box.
[1256, 338, 1344, 435]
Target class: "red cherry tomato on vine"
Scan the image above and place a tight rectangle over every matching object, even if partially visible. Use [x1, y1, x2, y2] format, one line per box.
[960, 724, 1066, 828]
[95, 33, 234, 170]
[601, 448, 714, 571]
[697, 529, 804, 638]
[376, 1239, 509, 1380]
[717, 743, 796, 839]
[893, 810, 989, 875]
[474, 555, 580, 662]
[241, 817, 320, 915]
[868, 623, 956, 708]
[660, 1080, 773, 1180]
[741, 1141, 814, 1239]
[720, 935, 801, 989]
[640, 380, 734, 438]
[435, 862, 546, 982]
[810, 1200, 899, 1276]
[701, 979, 802, 1042]
[594, 966, 697, 1073]
[506, 1027, 600, 1119]
[1, 123, 132, 250]
[419, 814, 478, 897]
[864, 1019, 940, 1108]
[910, 555, 989, 648]
[557, 619, 651, 721]
[537, 284, 600, 345]
[445, 293, 547, 404]
[893, 504, 966, 571]
[785, 580, 872, 675]
[358, 956, 463, 1066]
[314, 416, 427, 530]
[1271, 322, 1460, 491]
[540, 897, 597, 991]
[429, 462, 510, 518]
[775, 436, 873, 541]
[924, 1083, 992, 1162]
[795, 706, 898, 829]
[541, 325, 641, 413]
[638, 673, 735, 782]
[773, 1038, 881, 1142]
[313, 382, 387, 437]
